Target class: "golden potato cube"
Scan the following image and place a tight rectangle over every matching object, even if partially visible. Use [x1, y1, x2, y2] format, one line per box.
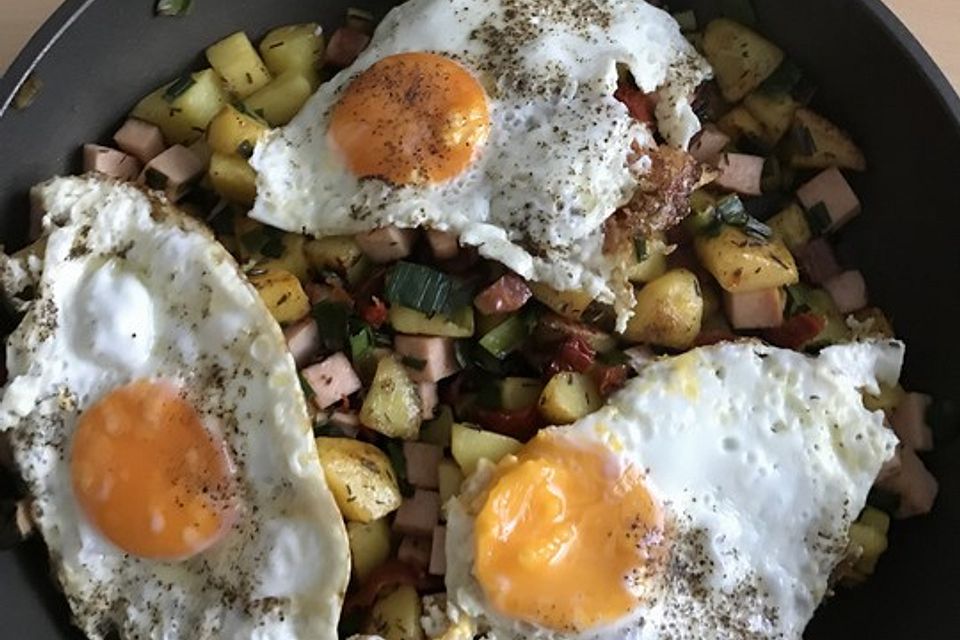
[743, 91, 799, 145]
[695, 226, 799, 293]
[258, 233, 311, 284]
[131, 69, 228, 145]
[347, 518, 392, 582]
[716, 106, 767, 145]
[247, 267, 310, 324]
[304, 235, 364, 274]
[206, 104, 268, 157]
[232, 216, 310, 282]
[208, 153, 257, 206]
[529, 282, 594, 320]
[243, 70, 312, 126]
[767, 202, 812, 252]
[622, 269, 704, 349]
[388, 306, 475, 338]
[360, 356, 423, 439]
[789, 108, 867, 172]
[259, 23, 324, 89]
[848, 521, 888, 576]
[206, 31, 272, 98]
[316, 437, 402, 523]
[364, 584, 424, 640]
[499, 377, 544, 411]
[451, 423, 522, 477]
[703, 18, 785, 102]
[538, 372, 602, 425]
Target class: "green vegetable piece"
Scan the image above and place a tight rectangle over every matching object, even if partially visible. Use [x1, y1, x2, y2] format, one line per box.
[384, 261, 473, 315]
[479, 314, 530, 360]
[156, 0, 193, 16]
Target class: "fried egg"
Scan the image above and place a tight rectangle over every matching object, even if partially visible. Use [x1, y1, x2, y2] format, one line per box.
[251, 0, 709, 324]
[445, 341, 903, 639]
[0, 176, 349, 639]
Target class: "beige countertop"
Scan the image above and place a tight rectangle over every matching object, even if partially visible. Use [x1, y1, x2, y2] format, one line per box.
[1, 0, 958, 88]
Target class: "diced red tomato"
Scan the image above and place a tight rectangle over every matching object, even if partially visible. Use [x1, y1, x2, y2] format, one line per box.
[591, 363, 628, 397]
[614, 81, 655, 124]
[546, 336, 596, 376]
[360, 296, 389, 328]
[762, 313, 827, 350]
[343, 560, 422, 613]
[474, 405, 543, 441]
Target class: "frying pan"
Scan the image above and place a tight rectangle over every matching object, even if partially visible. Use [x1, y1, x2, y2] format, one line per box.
[0, 1, 958, 638]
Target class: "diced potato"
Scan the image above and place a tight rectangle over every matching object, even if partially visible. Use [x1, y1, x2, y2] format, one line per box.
[529, 282, 594, 321]
[209, 153, 257, 206]
[360, 356, 423, 439]
[247, 267, 310, 324]
[206, 104, 268, 157]
[234, 216, 310, 282]
[695, 226, 799, 293]
[437, 459, 464, 513]
[364, 584, 424, 640]
[260, 234, 311, 284]
[451, 423, 522, 476]
[206, 32, 272, 98]
[622, 269, 703, 349]
[304, 235, 364, 275]
[421, 405, 454, 447]
[743, 91, 799, 145]
[389, 306, 475, 338]
[847, 521, 888, 577]
[538, 372, 602, 425]
[716, 106, 767, 146]
[703, 18, 785, 102]
[767, 202, 812, 252]
[500, 377, 544, 411]
[243, 70, 312, 126]
[347, 518, 392, 582]
[317, 437, 402, 523]
[131, 69, 228, 145]
[259, 23, 324, 89]
[788, 108, 867, 172]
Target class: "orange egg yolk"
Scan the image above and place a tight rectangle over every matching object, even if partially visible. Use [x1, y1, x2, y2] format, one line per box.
[473, 432, 663, 632]
[328, 52, 490, 185]
[70, 380, 237, 561]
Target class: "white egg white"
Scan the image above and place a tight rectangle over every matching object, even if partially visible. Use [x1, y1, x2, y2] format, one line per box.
[252, 0, 709, 323]
[445, 341, 902, 640]
[0, 175, 349, 640]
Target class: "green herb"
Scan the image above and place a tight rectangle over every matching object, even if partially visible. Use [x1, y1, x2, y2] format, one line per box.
[349, 324, 374, 363]
[156, 0, 193, 16]
[312, 301, 351, 352]
[716, 195, 749, 226]
[479, 314, 530, 360]
[163, 74, 195, 103]
[805, 202, 832, 235]
[384, 261, 473, 315]
[743, 217, 773, 241]
[672, 9, 698, 32]
[400, 355, 427, 371]
[759, 60, 803, 96]
[236, 140, 254, 159]
[298, 372, 315, 401]
[383, 440, 413, 497]
[719, 0, 758, 27]
[634, 237, 649, 263]
[785, 285, 813, 316]
[144, 168, 168, 190]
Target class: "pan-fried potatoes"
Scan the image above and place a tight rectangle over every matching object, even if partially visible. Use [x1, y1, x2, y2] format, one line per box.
[360, 356, 423, 439]
[623, 269, 703, 349]
[247, 267, 310, 324]
[703, 18, 784, 102]
[695, 227, 799, 293]
[316, 437, 403, 523]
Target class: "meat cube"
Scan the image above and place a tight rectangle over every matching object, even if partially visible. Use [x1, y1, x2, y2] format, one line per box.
[417, 381, 439, 420]
[713, 153, 764, 196]
[796, 238, 842, 285]
[823, 270, 868, 314]
[878, 446, 938, 519]
[113, 118, 165, 163]
[355, 226, 416, 263]
[83, 144, 141, 181]
[796, 168, 861, 232]
[393, 489, 441, 536]
[397, 536, 432, 570]
[426, 229, 459, 260]
[689, 125, 731, 164]
[301, 352, 362, 409]
[429, 525, 446, 576]
[326, 27, 372, 68]
[890, 392, 934, 451]
[724, 288, 785, 330]
[394, 335, 460, 383]
[473, 274, 533, 315]
[403, 441, 443, 489]
[283, 317, 320, 368]
[139, 144, 204, 202]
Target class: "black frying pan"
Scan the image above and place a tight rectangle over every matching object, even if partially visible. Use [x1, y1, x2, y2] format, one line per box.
[0, 1, 958, 638]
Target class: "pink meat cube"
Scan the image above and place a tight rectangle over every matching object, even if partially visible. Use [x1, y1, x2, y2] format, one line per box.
[139, 144, 204, 202]
[325, 27, 371, 68]
[355, 226, 416, 263]
[113, 118, 165, 163]
[283, 317, 321, 368]
[823, 270, 868, 314]
[83, 144, 141, 181]
[879, 446, 938, 519]
[301, 352, 362, 409]
[429, 525, 446, 576]
[713, 153, 764, 196]
[890, 393, 934, 451]
[394, 335, 460, 383]
[796, 168, 861, 232]
[473, 274, 533, 315]
[796, 238, 842, 285]
[417, 381, 439, 420]
[426, 229, 460, 260]
[724, 288, 785, 330]
[403, 441, 443, 489]
[397, 536, 432, 570]
[393, 489, 441, 536]
[689, 124, 731, 164]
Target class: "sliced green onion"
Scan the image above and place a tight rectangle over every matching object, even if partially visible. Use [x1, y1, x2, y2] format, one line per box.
[383, 440, 414, 497]
[163, 74, 195, 103]
[349, 324, 374, 363]
[298, 372, 315, 401]
[805, 202, 832, 235]
[479, 314, 530, 360]
[716, 195, 749, 226]
[743, 216, 773, 241]
[384, 262, 472, 315]
[634, 237, 649, 263]
[156, 0, 193, 16]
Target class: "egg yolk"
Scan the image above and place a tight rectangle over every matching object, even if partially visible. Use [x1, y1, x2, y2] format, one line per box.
[328, 52, 490, 185]
[70, 380, 237, 561]
[474, 432, 663, 632]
